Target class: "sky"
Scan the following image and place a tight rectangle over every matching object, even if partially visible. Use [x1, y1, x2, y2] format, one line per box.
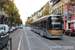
[14, 0, 49, 25]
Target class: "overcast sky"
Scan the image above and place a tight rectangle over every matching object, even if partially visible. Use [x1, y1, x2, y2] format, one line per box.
[14, 0, 49, 25]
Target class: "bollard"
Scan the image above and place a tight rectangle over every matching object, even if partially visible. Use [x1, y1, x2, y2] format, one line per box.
[10, 38, 12, 50]
[0, 38, 12, 50]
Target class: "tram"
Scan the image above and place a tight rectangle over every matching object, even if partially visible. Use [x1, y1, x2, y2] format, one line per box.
[31, 15, 63, 39]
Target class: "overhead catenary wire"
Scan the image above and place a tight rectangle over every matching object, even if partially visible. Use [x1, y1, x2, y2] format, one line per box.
[27, 0, 32, 13]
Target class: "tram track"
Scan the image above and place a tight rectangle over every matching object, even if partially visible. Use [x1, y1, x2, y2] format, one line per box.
[24, 27, 50, 50]
[24, 27, 67, 50]
[26, 27, 75, 50]
[23, 28, 31, 50]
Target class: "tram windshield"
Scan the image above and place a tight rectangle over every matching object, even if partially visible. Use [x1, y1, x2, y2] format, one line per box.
[49, 16, 62, 30]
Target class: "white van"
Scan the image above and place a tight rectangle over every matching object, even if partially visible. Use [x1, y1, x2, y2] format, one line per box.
[0, 24, 9, 49]
[0, 24, 9, 33]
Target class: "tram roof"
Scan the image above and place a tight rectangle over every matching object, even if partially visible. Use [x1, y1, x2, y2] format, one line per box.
[31, 15, 61, 23]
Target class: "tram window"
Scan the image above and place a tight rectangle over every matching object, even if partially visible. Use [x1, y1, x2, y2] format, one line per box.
[43, 21, 46, 30]
[48, 17, 52, 30]
[35, 23, 37, 28]
[39, 22, 42, 30]
[38, 23, 40, 28]
[38, 23, 39, 27]
[34, 24, 36, 28]
[36, 23, 38, 29]
[46, 21, 48, 30]
[52, 24, 62, 30]
[41, 22, 43, 29]
[38, 22, 40, 29]
[37, 23, 39, 29]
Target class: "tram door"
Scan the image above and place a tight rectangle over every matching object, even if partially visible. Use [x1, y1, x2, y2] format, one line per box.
[43, 21, 47, 36]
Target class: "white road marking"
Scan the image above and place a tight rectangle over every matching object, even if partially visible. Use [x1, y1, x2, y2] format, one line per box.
[25, 28, 51, 50]
[26, 27, 67, 50]
[24, 28, 31, 50]
[18, 32, 22, 50]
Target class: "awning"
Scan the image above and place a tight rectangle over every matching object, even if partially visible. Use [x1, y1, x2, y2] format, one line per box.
[65, 13, 71, 18]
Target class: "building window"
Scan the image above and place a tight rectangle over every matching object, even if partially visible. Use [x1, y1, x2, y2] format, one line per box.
[54, 9, 55, 14]
[58, 7, 61, 15]
[55, 9, 57, 14]
[59, 6, 61, 15]
[54, 9, 57, 14]
[58, 8, 59, 14]
[73, 5, 75, 13]
[62, 5, 64, 14]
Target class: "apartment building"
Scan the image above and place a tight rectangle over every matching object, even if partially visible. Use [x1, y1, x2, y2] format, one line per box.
[64, 0, 75, 30]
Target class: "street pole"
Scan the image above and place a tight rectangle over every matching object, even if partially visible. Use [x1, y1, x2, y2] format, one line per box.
[66, 4, 69, 29]
[1, 0, 3, 15]
[66, 9, 69, 20]
[1, 0, 3, 24]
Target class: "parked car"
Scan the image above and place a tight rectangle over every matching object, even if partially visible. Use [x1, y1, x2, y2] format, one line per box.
[12, 26, 16, 31]
[19, 26, 23, 29]
[0, 24, 9, 33]
[64, 29, 75, 36]
[0, 25, 9, 49]
[9, 27, 13, 33]
[16, 26, 19, 29]
[14, 27, 16, 30]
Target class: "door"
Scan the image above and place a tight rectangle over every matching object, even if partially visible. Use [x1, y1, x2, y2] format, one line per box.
[43, 21, 47, 36]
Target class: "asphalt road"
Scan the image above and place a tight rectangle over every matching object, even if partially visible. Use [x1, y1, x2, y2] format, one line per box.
[3, 27, 75, 50]
[2, 28, 23, 50]
[21, 27, 75, 50]
[10, 29, 23, 50]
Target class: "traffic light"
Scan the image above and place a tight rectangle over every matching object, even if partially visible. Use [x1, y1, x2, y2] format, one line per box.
[1, 15, 4, 19]
[0, 15, 4, 24]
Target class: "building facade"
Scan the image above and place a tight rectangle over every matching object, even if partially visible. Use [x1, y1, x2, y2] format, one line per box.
[33, 12, 38, 20]
[64, 0, 75, 30]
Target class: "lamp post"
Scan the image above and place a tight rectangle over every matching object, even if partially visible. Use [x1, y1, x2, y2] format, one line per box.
[66, 9, 69, 20]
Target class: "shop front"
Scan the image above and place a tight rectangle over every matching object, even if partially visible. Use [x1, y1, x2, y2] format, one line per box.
[67, 20, 75, 29]
[64, 17, 75, 30]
